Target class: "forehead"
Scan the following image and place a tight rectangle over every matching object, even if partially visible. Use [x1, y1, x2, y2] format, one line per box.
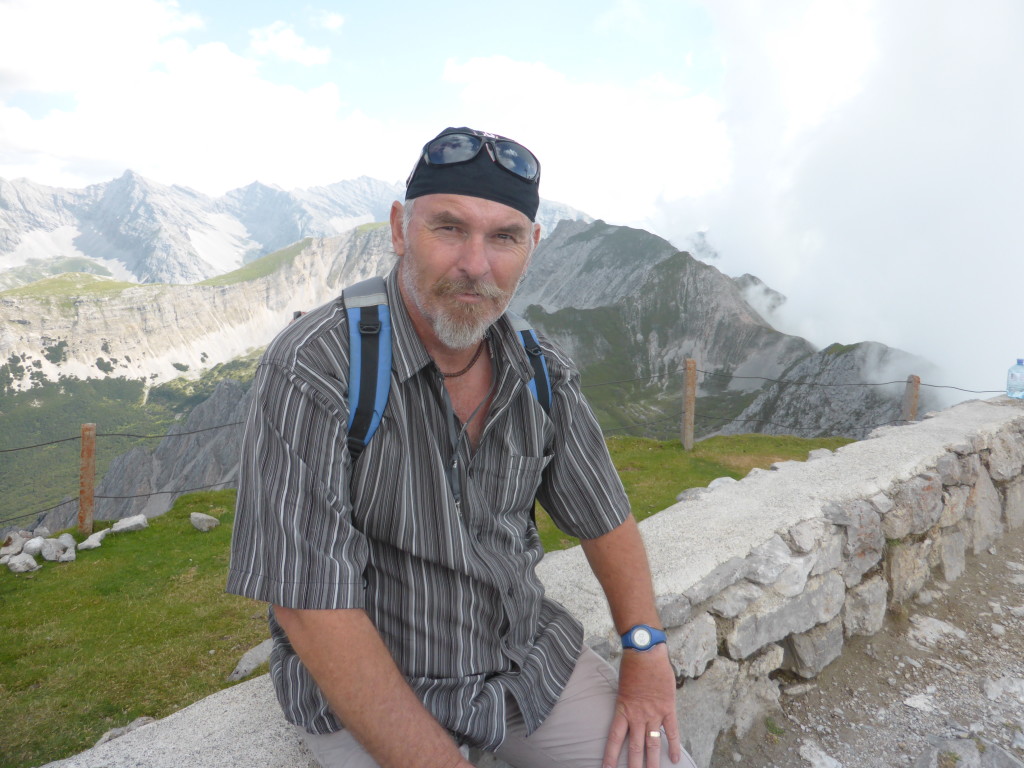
[411, 193, 531, 230]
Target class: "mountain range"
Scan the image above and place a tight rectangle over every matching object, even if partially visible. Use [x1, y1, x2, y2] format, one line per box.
[0, 171, 590, 287]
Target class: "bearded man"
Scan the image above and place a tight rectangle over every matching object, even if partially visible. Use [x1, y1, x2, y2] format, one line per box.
[227, 127, 695, 768]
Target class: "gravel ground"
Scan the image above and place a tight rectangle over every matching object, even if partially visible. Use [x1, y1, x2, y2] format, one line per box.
[711, 523, 1024, 768]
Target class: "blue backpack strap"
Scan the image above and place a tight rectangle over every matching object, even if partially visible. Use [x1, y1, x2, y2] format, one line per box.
[343, 277, 391, 463]
[508, 313, 551, 416]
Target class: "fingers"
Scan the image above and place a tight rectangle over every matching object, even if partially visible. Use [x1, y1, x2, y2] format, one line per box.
[663, 718, 683, 764]
[643, 726, 663, 768]
[602, 708, 629, 768]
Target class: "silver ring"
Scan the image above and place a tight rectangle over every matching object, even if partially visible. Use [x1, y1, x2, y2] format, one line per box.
[649, 730, 661, 739]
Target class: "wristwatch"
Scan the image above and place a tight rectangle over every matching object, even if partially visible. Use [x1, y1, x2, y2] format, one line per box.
[621, 624, 667, 651]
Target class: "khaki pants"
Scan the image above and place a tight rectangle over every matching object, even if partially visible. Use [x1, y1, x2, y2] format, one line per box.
[297, 647, 697, 768]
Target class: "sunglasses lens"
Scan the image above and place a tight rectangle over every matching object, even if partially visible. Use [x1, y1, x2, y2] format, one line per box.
[494, 141, 540, 181]
[425, 133, 483, 165]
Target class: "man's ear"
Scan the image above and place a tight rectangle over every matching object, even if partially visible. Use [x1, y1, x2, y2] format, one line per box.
[390, 201, 406, 257]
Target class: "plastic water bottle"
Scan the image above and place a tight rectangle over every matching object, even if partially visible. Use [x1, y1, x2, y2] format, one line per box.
[1009, 359, 1024, 399]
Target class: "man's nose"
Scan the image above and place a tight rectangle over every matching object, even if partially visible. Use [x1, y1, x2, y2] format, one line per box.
[456, 235, 490, 279]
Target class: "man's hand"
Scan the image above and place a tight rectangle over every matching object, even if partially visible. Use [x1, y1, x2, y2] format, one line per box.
[601, 645, 682, 768]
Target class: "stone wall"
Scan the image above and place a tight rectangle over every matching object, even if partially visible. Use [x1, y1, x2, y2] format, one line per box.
[537, 397, 1024, 768]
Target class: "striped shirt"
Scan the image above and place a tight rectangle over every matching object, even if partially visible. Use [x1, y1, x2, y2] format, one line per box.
[226, 269, 629, 750]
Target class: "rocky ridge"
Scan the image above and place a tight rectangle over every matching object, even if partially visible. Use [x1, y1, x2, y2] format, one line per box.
[0, 171, 590, 287]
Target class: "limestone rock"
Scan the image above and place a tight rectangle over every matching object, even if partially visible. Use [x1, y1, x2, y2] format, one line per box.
[669, 613, 717, 679]
[40, 538, 65, 561]
[709, 581, 763, 619]
[940, 486, 970, 527]
[786, 518, 834, 555]
[799, 740, 843, 768]
[22, 536, 45, 557]
[843, 575, 888, 637]
[745, 536, 793, 585]
[887, 539, 933, 603]
[884, 473, 943, 539]
[78, 528, 111, 550]
[1, 533, 26, 557]
[683, 557, 749, 605]
[935, 529, 967, 582]
[227, 638, 274, 682]
[1005, 475, 1024, 530]
[783, 616, 844, 678]
[731, 645, 784, 738]
[986, 430, 1024, 481]
[725, 572, 845, 660]
[966, 467, 1003, 555]
[656, 593, 692, 628]
[112, 514, 149, 533]
[824, 499, 884, 587]
[907, 615, 966, 648]
[935, 452, 964, 486]
[8, 552, 40, 573]
[678, 657, 739, 768]
[190, 512, 220, 532]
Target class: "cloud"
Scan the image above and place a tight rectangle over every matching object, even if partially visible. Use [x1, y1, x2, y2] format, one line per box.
[442, 56, 732, 221]
[248, 21, 331, 66]
[656, 0, 1024, 394]
[0, 0, 202, 94]
[316, 11, 345, 31]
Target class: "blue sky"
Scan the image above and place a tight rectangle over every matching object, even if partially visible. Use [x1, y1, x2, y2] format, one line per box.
[1, 0, 1022, 393]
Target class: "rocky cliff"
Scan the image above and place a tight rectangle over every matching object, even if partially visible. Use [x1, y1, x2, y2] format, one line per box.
[0, 225, 398, 390]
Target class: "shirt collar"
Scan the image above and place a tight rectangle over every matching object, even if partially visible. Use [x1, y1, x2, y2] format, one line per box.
[384, 267, 536, 385]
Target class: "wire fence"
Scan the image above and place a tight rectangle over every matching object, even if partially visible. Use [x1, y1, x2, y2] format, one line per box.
[0, 366, 1007, 531]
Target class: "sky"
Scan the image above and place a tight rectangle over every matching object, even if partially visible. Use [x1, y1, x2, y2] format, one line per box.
[0, 0, 1021, 397]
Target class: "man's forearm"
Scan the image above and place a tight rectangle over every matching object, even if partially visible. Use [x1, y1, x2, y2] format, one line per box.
[580, 515, 660, 632]
[274, 605, 471, 768]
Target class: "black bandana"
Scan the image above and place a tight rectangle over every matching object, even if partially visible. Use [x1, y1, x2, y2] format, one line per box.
[405, 127, 540, 222]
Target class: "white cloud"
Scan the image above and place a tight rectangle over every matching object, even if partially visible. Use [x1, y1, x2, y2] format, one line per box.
[316, 11, 345, 31]
[248, 21, 331, 66]
[0, 0, 202, 93]
[658, 0, 1024, 394]
[442, 56, 732, 223]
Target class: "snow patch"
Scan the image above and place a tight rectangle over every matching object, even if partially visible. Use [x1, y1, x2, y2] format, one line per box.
[327, 214, 373, 234]
[188, 214, 252, 274]
[0, 225, 86, 269]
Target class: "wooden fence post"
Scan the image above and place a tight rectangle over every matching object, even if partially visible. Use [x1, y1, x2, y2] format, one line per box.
[78, 423, 96, 536]
[901, 375, 921, 423]
[681, 359, 697, 450]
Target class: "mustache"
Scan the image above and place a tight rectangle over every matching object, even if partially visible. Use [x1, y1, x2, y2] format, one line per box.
[434, 277, 508, 301]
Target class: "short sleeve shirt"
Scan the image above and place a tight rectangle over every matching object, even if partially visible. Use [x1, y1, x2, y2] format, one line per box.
[226, 270, 630, 750]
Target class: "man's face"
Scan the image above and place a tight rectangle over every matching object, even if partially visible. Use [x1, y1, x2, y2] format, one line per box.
[391, 193, 540, 350]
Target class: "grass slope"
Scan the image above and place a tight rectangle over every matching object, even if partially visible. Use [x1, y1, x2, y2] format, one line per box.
[0, 491, 267, 768]
[1, 434, 850, 768]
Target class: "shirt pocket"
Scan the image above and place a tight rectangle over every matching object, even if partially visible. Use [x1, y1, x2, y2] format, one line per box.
[473, 453, 552, 547]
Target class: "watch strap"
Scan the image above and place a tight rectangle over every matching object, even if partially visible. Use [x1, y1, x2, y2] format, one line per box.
[620, 623, 667, 651]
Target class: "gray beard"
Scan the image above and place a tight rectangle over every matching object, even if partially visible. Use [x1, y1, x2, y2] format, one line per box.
[399, 258, 511, 351]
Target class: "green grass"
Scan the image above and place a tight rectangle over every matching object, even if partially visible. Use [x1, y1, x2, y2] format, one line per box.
[0, 378, 178, 523]
[2, 434, 852, 767]
[0, 273, 143, 306]
[199, 239, 311, 287]
[0, 491, 268, 768]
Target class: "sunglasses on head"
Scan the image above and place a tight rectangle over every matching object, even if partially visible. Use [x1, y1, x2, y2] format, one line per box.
[408, 131, 541, 185]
